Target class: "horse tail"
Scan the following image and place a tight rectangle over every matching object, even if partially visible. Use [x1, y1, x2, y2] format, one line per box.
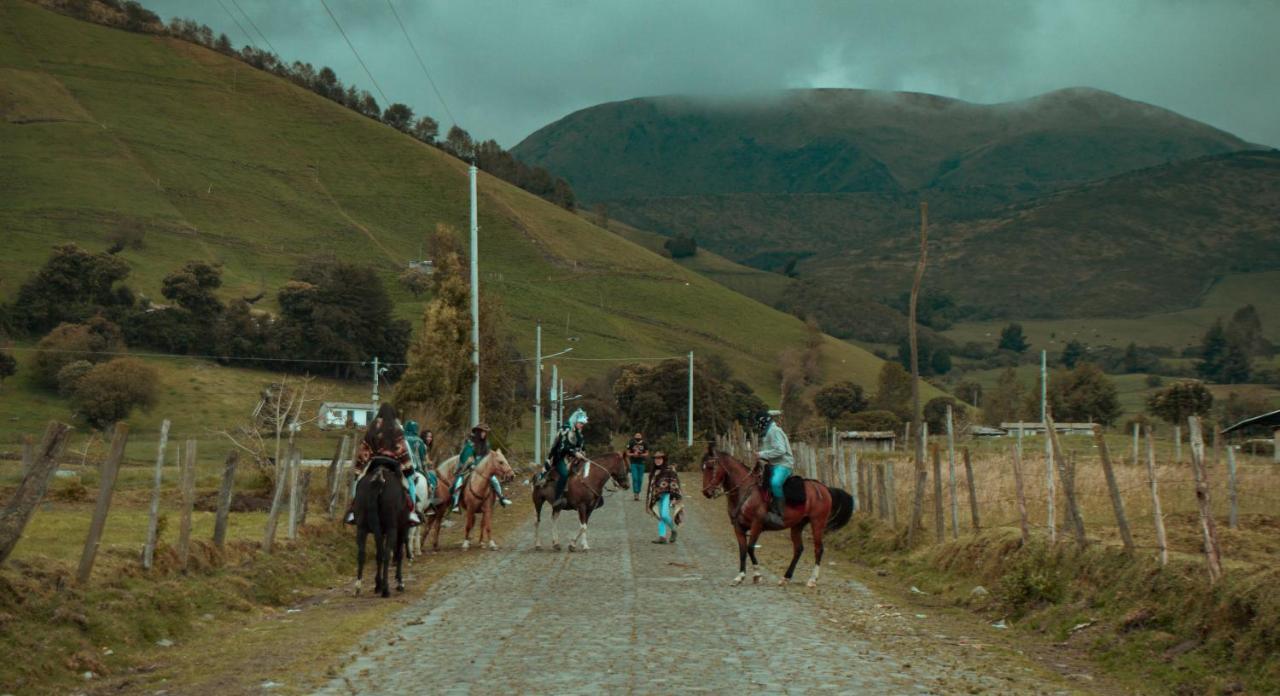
[825, 487, 854, 532]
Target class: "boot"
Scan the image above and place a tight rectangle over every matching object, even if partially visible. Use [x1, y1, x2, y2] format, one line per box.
[409, 511, 422, 526]
[764, 495, 785, 528]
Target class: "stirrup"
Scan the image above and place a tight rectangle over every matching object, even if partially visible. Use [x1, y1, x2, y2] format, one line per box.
[499, 497, 512, 507]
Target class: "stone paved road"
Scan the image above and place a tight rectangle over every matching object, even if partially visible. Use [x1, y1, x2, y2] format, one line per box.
[319, 487, 1091, 695]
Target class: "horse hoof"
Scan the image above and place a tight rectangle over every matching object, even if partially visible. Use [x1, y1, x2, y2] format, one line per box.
[778, 578, 790, 587]
[730, 574, 744, 587]
[381, 589, 390, 598]
[534, 543, 542, 551]
[487, 541, 498, 550]
[805, 579, 817, 588]
[354, 580, 362, 596]
[461, 540, 470, 550]
[552, 543, 561, 551]
[753, 574, 763, 585]
[568, 545, 577, 553]
[397, 583, 405, 592]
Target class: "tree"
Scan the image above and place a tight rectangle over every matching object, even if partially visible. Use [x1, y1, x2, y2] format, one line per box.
[56, 360, 94, 398]
[398, 268, 430, 298]
[9, 243, 133, 334]
[32, 318, 125, 389]
[929, 347, 952, 375]
[871, 362, 913, 420]
[1196, 319, 1228, 381]
[923, 396, 966, 433]
[613, 357, 758, 439]
[1047, 363, 1121, 426]
[1146, 381, 1213, 425]
[0, 349, 16, 387]
[1219, 341, 1252, 384]
[813, 381, 868, 422]
[411, 115, 439, 143]
[663, 234, 698, 258]
[835, 409, 901, 433]
[395, 226, 474, 435]
[983, 367, 1025, 426]
[71, 357, 159, 427]
[382, 103, 414, 132]
[357, 91, 380, 119]
[997, 323, 1029, 353]
[955, 379, 983, 408]
[593, 203, 609, 229]
[1226, 304, 1272, 357]
[1060, 339, 1085, 368]
[161, 260, 223, 316]
[445, 125, 475, 159]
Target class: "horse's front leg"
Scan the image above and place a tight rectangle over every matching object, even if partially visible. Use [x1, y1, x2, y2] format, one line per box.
[782, 525, 805, 586]
[731, 524, 749, 586]
[551, 510, 561, 550]
[461, 506, 475, 550]
[354, 529, 366, 595]
[534, 498, 543, 550]
[484, 501, 498, 550]
[393, 527, 405, 592]
[806, 520, 826, 588]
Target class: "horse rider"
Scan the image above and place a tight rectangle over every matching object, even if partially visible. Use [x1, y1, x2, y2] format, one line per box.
[545, 408, 588, 507]
[345, 403, 421, 526]
[755, 409, 794, 527]
[404, 419, 430, 508]
[450, 423, 512, 512]
[625, 431, 649, 501]
[646, 451, 683, 543]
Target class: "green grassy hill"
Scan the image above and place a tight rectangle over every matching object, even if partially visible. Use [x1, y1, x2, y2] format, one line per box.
[0, 0, 928, 436]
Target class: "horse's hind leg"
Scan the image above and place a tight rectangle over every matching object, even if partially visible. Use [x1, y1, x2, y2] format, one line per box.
[461, 508, 475, 550]
[354, 529, 366, 595]
[781, 525, 805, 586]
[806, 522, 825, 588]
[484, 503, 497, 550]
[551, 510, 562, 550]
[394, 527, 405, 593]
[534, 499, 543, 550]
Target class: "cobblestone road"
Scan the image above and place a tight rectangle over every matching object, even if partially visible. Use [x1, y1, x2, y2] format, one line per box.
[319, 486, 1090, 695]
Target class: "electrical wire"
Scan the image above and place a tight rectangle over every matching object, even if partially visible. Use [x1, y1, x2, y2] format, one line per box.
[212, 0, 258, 50]
[228, 0, 280, 57]
[319, 0, 392, 108]
[384, 0, 457, 128]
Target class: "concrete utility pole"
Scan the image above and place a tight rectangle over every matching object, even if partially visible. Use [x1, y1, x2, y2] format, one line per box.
[534, 322, 542, 467]
[469, 164, 480, 428]
[369, 356, 385, 408]
[687, 351, 694, 446]
[550, 364, 559, 436]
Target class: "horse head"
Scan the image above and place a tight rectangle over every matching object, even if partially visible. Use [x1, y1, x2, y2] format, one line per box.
[486, 449, 516, 483]
[608, 452, 630, 490]
[701, 443, 726, 498]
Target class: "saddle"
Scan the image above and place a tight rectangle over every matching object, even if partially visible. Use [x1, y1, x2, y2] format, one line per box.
[761, 464, 806, 506]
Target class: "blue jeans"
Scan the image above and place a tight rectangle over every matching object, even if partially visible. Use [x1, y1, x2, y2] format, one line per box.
[553, 459, 569, 500]
[630, 461, 645, 494]
[657, 493, 674, 536]
[769, 465, 792, 499]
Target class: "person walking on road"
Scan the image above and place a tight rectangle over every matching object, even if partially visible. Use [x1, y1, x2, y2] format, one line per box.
[647, 451, 683, 543]
[625, 431, 649, 501]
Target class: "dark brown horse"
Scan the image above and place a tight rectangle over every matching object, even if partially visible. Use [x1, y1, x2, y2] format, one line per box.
[700, 443, 853, 587]
[532, 451, 629, 551]
[354, 457, 409, 597]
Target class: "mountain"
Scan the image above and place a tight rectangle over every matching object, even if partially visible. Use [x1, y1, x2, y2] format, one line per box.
[513, 88, 1273, 333]
[0, 0, 915, 407]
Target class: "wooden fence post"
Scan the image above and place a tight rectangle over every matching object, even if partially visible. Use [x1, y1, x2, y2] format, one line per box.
[263, 443, 291, 552]
[0, 422, 73, 565]
[1093, 426, 1134, 553]
[1144, 427, 1168, 567]
[76, 423, 129, 584]
[142, 420, 170, 569]
[1045, 414, 1086, 548]
[1012, 440, 1030, 547]
[287, 447, 301, 541]
[1132, 423, 1139, 467]
[212, 451, 239, 549]
[845, 446, 858, 512]
[19, 435, 34, 477]
[931, 443, 944, 543]
[906, 442, 927, 545]
[962, 447, 979, 533]
[298, 470, 312, 528]
[177, 439, 197, 570]
[1188, 416, 1223, 584]
[1174, 425, 1181, 464]
[946, 406, 959, 539]
[1226, 446, 1238, 530]
[886, 457, 896, 527]
[326, 436, 346, 519]
[875, 462, 887, 520]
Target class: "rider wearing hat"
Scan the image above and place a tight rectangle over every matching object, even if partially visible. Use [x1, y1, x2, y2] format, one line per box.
[646, 450, 683, 543]
[755, 409, 794, 527]
[450, 422, 511, 512]
[546, 408, 588, 507]
[345, 403, 421, 526]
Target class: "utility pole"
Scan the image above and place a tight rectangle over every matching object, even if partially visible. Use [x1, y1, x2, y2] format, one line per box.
[534, 322, 542, 468]
[369, 356, 383, 408]
[469, 164, 480, 428]
[687, 351, 694, 446]
[550, 363, 559, 437]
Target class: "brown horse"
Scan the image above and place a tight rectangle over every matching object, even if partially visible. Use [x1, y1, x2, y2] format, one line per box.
[416, 451, 513, 552]
[532, 451, 629, 552]
[700, 443, 853, 587]
[416, 455, 458, 553]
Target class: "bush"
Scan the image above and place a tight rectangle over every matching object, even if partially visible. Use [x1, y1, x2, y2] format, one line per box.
[0, 349, 15, 385]
[923, 396, 966, 433]
[55, 360, 94, 397]
[836, 409, 901, 432]
[71, 357, 159, 427]
[663, 234, 697, 258]
[32, 318, 125, 388]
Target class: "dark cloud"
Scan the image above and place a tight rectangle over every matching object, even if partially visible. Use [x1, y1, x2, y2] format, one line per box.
[147, 0, 1279, 148]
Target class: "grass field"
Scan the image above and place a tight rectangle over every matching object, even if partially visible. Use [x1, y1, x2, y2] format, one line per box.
[0, 0, 914, 419]
[941, 270, 1280, 353]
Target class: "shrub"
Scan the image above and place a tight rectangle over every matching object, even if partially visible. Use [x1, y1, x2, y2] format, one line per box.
[836, 409, 902, 432]
[71, 357, 159, 427]
[32, 318, 125, 388]
[55, 360, 94, 397]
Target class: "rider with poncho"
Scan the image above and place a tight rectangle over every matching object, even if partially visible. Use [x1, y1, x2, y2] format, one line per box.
[545, 408, 588, 507]
[755, 410, 794, 528]
[646, 451, 683, 543]
[450, 423, 512, 512]
[345, 403, 421, 526]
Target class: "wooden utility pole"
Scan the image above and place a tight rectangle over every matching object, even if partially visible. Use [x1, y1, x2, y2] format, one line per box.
[0, 422, 72, 565]
[905, 201, 929, 545]
[1093, 426, 1133, 553]
[77, 423, 129, 584]
[1188, 416, 1223, 584]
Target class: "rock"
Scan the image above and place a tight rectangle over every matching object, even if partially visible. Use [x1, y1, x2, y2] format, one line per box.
[155, 639, 174, 648]
[83, 671, 95, 680]
[992, 619, 1008, 629]
[910, 586, 927, 595]
[1164, 639, 1200, 659]
[970, 586, 989, 598]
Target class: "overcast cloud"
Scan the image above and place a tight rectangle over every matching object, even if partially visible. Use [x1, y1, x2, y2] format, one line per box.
[145, 0, 1280, 148]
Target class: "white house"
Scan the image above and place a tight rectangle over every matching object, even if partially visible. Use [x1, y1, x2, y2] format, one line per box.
[318, 402, 375, 430]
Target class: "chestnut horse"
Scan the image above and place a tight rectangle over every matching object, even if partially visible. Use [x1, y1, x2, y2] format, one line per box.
[532, 451, 629, 552]
[700, 443, 853, 587]
[417, 451, 513, 552]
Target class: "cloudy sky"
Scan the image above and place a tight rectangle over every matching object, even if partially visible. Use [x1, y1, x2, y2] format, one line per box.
[147, 0, 1280, 148]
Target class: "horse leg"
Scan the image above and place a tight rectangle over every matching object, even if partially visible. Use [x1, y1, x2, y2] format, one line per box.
[461, 506, 474, 550]
[578, 508, 590, 552]
[782, 524, 805, 586]
[485, 501, 497, 550]
[806, 522, 825, 588]
[534, 498, 543, 550]
[354, 528, 366, 595]
[551, 510, 562, 550]
[394, 525, 405, 593]
[745, 530, 763, 584]
[731, 525, 749, 586]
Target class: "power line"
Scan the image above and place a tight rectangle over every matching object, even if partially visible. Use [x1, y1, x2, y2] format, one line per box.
[319, 0, 392, 109]
[561, 355, 686, 362]
[384, 0, 457, 128]
[212, 0, 258, 50]
[228, 0, 280, 57]
[5, 345, 408, 368]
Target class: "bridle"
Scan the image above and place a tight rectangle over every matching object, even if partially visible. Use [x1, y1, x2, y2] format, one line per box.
[702, 453, 757, 500]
